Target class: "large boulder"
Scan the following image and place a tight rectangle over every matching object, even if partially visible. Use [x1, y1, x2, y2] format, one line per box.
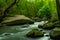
[49, 27, 60, 40]
[2, 15, 34, 26]
[42, 22, 55, 30]
[26, 29, 44, 38]
[38, 22, 55, 30]
[38, 21, 59, 30]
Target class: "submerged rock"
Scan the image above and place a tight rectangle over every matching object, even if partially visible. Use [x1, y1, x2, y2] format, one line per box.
[26, 29, 44, 38]
[2, 15, 34, 26]
[49, 27, 60, 40]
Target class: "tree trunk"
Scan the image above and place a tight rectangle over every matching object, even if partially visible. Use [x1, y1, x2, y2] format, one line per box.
[56, 0, 60, 22]
[0, 0, 16, 23]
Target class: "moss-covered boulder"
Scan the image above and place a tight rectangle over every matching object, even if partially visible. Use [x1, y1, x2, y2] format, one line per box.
[38, 22, 55, 30]
[53, 21, 60, 27]
[49, 27, 60, 40]
[26, 29, 44, 38]
[42, 22, 55, 30]
[38, 21, 59, 30]
[2, 15, 34, 26]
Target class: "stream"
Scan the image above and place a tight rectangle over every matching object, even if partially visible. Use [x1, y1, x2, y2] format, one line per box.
[0, 21, 52, 40]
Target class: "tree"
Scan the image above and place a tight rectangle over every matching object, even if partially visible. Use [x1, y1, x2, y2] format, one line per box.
[47, 0, 58, 21]
[0, 0, 16, 23]
[56, 0, 60, 23]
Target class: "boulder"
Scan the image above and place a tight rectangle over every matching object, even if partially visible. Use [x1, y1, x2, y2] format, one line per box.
[2, 15, 34, 26]
[26, 29, 44, 38]
[49, 27, 60, 40]
[42, 22, 55, 30]
[53, 21, 60, 27]
[31, 17, 41, 22]
[38, 21, 59, 30]
[38, 25, 43, 28]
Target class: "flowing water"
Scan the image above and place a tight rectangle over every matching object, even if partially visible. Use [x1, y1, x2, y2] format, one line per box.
[0, 21, 52, 40]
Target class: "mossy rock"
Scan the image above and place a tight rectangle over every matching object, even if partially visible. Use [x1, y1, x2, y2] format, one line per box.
[26, 29, 44, 38]
[49, 27, 60, 40]
[38, 25, 43, 28]
[53, 21, 60, 27]
[38, 22, 55, 30]
[2, 19, 34, 26]
[43, 22, 55, 29]
[2, 15, 34, 26]
[40, 21, 59, 30]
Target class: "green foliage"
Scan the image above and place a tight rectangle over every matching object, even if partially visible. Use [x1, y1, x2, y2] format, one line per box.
[0, 0, 58, 20]
[37, 4, 51, 19]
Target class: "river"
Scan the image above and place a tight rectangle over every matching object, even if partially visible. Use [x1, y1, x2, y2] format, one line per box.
[0, 21, 52, 40]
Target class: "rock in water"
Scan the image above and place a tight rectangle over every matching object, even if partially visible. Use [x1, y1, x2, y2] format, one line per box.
[38, 25, 43, 28]
[49, 27, 60, 40]
[38, 22, 55, 30]
[31, 17, 42, 22]
[2, 15, 34, 26]
[26, 29, 44, 38]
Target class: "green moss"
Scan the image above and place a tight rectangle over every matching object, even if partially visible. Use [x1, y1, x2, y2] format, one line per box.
[42, 22, 54, 29]
[49, 27, 60, 39]
[38, 21, 55, 30]
[42, 21, 59, 30]
[26, 29, 44, 38]
[53, 21, 60, 27]
[38, 21, 60, 30]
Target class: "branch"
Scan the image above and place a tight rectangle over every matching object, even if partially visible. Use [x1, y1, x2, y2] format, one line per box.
[0, 0, 16, 23]
[3, 0, 16, 18]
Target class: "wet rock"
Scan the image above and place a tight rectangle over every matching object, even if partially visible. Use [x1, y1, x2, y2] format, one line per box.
[42, 21, 60, 30]
[38, 25, 43, 28]
[42, 17, 48, 21]
[43, 32, 46, 34]
[53, 21, 60, 27]
[42, 22, 55, 30]
[38, 21, 56, 30]
[4, 34, 10, 35]
[26, 29, 44, 38]
[45, 35, 49, 37]
[45, 34, 49, 37]
[49, 27, 60, 40]
[2, 15, 34, 26]
[40, 29, 43, 31]
[31, 17, 41, 22]
[38, 21, 60, 30]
